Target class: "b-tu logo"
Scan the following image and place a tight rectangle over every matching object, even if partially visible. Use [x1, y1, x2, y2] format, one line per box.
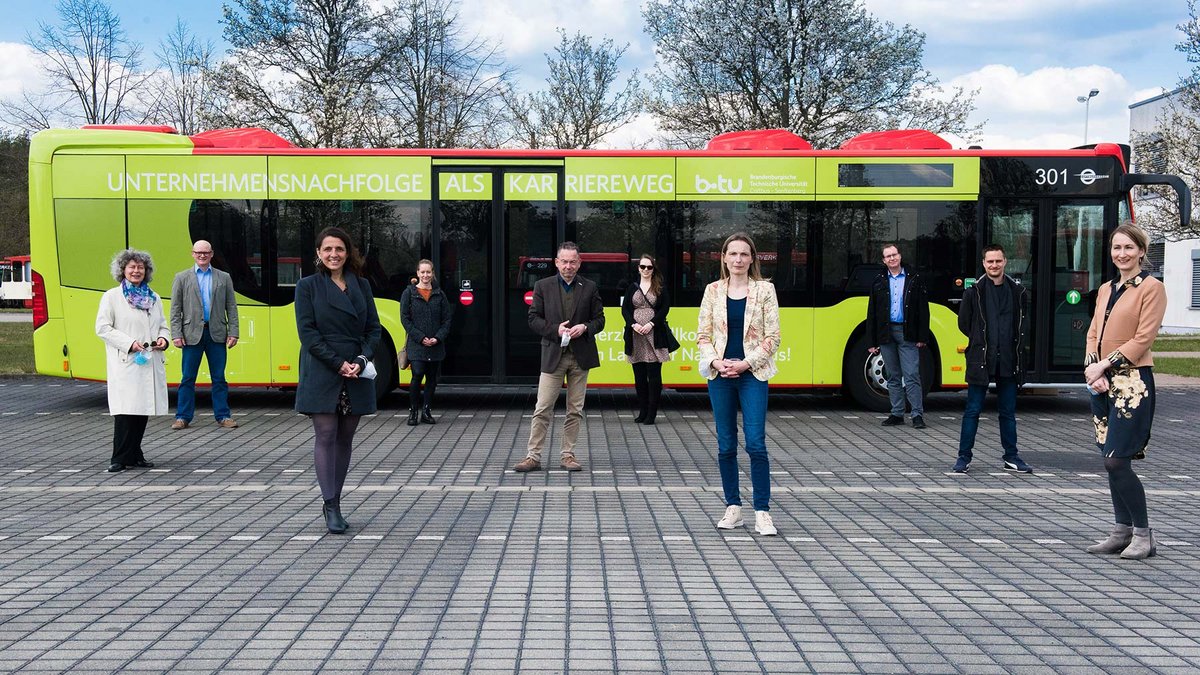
[694, 174, 743, 193]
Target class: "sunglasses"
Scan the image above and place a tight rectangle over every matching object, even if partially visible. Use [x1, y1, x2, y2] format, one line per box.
[638, 264, 654, 270]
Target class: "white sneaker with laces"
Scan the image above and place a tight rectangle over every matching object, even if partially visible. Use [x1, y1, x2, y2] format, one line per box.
[755, 510, 777, 536]
[716, 505, 743, 529]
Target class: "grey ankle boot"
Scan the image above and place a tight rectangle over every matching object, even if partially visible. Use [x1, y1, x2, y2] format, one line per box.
[1120, 528, 1157, 560]
[1086, 524, 1133, 554]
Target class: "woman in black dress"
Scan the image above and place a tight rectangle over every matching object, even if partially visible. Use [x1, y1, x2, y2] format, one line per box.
[295, 227, 381, 534]
[622, 253, 679, 424]
[400, 259, 452, 425]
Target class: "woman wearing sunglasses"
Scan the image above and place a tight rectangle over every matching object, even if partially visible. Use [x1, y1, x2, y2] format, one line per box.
[621, 254, 680, 424]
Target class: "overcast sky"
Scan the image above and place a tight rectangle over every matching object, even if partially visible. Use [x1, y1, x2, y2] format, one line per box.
[0, 0, 1190, 149]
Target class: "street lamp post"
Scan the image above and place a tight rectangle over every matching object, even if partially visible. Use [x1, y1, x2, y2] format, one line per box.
[1076, 88, 1100, 145]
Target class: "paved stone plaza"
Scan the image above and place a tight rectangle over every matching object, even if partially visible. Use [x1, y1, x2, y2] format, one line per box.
[1, 377, 1200, 673]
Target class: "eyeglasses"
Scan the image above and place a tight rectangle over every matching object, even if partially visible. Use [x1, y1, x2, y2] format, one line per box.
[638, 264, 654, 270]
[192, 251, 213, 256]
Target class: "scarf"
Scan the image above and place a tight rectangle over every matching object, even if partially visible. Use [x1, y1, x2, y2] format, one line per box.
[121, 279, 157, 311]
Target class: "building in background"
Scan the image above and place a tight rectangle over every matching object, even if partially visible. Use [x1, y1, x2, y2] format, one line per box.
[1129, 88, 1200, 334]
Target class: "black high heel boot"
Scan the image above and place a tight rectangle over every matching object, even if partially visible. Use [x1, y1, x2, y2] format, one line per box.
[323, 498, 347, 534]
[407, 407, 419, 426]
[643, 386, 660, 425]
[633, 380, 648, 423]
[421, 406, 436, 424]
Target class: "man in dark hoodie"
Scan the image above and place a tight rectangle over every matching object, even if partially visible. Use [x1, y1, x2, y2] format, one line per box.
[955, 244, 1032, 474]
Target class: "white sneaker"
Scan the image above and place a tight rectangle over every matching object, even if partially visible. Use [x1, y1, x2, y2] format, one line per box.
[755, 510, 777, 536]
[716, 505, 743, 529]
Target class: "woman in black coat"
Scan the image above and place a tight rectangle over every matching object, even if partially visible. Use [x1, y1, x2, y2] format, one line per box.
[400, 259, 453, 425]
[295, 226, 381, 534]
[622, 253, 680, 424]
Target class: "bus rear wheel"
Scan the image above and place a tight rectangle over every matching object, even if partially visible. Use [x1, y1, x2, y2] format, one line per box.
[845, 333, 934, 413]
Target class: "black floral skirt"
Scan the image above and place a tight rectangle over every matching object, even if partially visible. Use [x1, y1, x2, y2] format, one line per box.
[1090, 366, 1155, 459]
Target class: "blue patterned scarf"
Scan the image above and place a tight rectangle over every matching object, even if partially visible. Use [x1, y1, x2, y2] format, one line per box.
[121, 279, 157, 311]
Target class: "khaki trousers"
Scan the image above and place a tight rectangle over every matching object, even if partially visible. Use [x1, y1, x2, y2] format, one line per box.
[526, 350, 589, 461]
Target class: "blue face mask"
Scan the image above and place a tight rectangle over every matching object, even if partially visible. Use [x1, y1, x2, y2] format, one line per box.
[133, 350, 151, 366]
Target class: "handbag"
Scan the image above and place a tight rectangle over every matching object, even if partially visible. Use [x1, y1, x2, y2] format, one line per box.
[397, 346, 410, 370]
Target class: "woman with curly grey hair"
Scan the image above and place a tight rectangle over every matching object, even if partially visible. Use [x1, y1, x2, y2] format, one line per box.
[95, 249, 172, 472]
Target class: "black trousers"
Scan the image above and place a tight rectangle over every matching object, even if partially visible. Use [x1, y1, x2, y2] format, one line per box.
[112, 415, 149, 465]
[410, 360, 441, 409]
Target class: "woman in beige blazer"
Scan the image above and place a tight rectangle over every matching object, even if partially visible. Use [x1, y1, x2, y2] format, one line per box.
[697, 232, 781, 536]
[1083, 223, 1167, 560]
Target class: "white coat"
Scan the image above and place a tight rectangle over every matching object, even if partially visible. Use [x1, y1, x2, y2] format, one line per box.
[95, 287, 172, 416]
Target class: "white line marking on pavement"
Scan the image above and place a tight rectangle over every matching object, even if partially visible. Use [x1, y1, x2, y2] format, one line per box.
[770, 471, 789, 475]
[1038, 473, 1055, 477]
[39, 535, 73, 541]
[491, 414, 505, 417]
[58, 469, 80, 473]
[945, 472, 967, 476]
[230, 535, 260, 541]
[847, 537, 879, 544]
[70, 412, 84, 415]
[779, 415, 794, 419]
[193, 469, 215, 473]
[353, 535, 383, 541]
[909, 538, 943, 545]
[1, 413, 15, 416]
[416, 535, 444, 541]
[477, 535, 507, 541]
[724, 536, 754, 541]
[36, 412, 50, 415]
[680, 470, 701, 474]
[635, 470, 658, 474]
[601, 536, 630, 542]
[587, 414, 600, 418]
[13, 469, 34, 473]
[459, 414, 474, 418]
[1169, 475, 1193, 480]
[901, 472, 922, 476]
[166, 535, 195, 541]
[844, 415, 859, 419]
[415, 470, 436, 473]
[855, 471, 877, 476]
[540, 536, 568, 542]
[786, 536, 816, 542]
[592, 470, 612, 474]
[1034, 539, 1065, 544]
[1038, 418, 1052, 421]
[290, 535, 321, 541]
[237, 469, 259, 473]
[1078, 473, 1101, 478]
[812, 471, 833, 475]
[988, 472, 1010, 477]
[264, 413, 279, 416]
[1071, 418, 1086, 422]
[149, 469, 170, 473]
[682, 414, 698, 418]
[102, 535, 133, 541]
[1161, 540, 1194, 546]
[283, 469, 303, 473]
[971, 538, 1006, 546]
[372, 470, 393, 474]
[460, 470, 480, 474]
[662, 536, 693, 542]
[1170, 419, 1183, 423]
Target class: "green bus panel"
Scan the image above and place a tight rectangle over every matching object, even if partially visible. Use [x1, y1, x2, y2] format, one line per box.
[814, 156, 980, 199]
[267, 299, 404, 387]
[268, 156, 431, 200]
[124, 155, 269, 199]
[55, 199, 127, 291]
[676, 157, 816, 200]
[53, 155, 126, 199]
[439, 172, 492, 201]
[564, 157, 676, 201]
[61, 288, 109, 382]
[128, 200, 200, 278]
[504, 172, 557, 201]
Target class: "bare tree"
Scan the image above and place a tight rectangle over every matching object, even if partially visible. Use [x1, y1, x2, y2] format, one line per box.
[208, 0, 392, 148]
[374, 0, 512, 149]
[506, 30, 642, 149]
[1129, 0, 1200, 241]
[642, 0, 980, 149]
[140, 20, 216, 135]
[1, 0, 149, 130]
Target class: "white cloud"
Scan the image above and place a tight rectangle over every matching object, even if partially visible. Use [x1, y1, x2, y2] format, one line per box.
[457, 0, 645, 60]
[948, 64, 1142, 148]
[864, 0, 1118, 35]
[0, 42, 47, 99]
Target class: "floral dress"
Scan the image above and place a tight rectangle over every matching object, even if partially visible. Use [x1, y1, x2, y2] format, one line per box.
[629, 288, 671, 364]
[1088, 275, 1158, 459]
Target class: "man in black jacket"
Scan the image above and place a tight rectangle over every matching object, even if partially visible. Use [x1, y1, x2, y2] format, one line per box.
[954, 244, 1032, 473]
[867, 243, 930, 428]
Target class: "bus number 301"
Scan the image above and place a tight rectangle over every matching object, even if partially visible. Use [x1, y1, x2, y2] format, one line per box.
[1035, 168, 1068, 186]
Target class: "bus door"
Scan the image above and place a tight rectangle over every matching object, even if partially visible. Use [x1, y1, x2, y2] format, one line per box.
[434, 165, 563, 383]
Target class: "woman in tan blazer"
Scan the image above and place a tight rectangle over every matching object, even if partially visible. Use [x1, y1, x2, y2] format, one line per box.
[697, 232, 781, 536]
[1083, 223, 1167, 560]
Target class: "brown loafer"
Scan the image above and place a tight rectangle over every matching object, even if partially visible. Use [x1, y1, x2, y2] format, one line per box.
[513, 457, 541, 472]
[217, 418, 239, 429]
[559, 456, 582, 472]
[171, 419, 188, 430]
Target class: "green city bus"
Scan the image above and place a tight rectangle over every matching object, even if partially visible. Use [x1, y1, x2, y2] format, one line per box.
[28, 125, 1190, 410]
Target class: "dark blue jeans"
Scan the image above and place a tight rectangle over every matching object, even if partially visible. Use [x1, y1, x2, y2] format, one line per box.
[708, 374, 770, 511]
[177, 326, 230, 423]
[957, 376, 1018, 461]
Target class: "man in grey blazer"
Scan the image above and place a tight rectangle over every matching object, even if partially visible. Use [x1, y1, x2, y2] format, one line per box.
[170, 240, 240, 429]
[514, 242, 605, 472]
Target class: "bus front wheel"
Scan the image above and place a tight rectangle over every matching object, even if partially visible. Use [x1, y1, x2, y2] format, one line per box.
[845, 334, 934, 413]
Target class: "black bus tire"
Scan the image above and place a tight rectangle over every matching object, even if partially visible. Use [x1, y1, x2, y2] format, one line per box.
[844, 333, 936, 412]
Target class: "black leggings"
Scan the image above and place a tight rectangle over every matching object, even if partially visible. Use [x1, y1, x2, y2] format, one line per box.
[410, 360, 441, 409]
[632, 362, 663, 398]
[1105, 456, 1148, 528]
[312, 413, 360, 502]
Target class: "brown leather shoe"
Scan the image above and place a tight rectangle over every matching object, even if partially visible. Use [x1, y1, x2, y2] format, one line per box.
[513, 457, 541, 472]
[559, 455, 582, 471]
[171, 419, 188, 430]
[217, 418, 239, 429]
